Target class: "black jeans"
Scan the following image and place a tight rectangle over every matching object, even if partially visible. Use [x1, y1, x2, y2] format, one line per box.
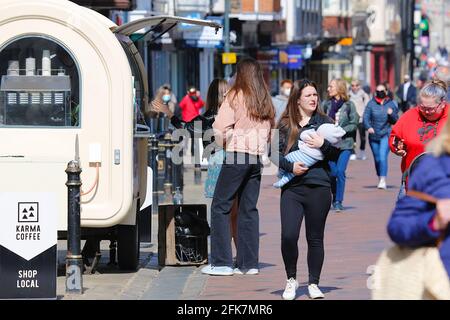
[358, 123, 366, 151]
[280, 184, 332, 284]
[210, 152, 262, 269]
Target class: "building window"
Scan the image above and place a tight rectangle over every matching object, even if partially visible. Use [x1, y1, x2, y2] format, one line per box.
[0, 36, 80, 127]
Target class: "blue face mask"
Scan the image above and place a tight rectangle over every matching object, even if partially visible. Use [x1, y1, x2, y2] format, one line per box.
[162, 95, 171, 103]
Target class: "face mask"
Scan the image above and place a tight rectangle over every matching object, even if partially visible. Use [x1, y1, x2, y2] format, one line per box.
[283, 88, 291, 97]
[162, 95, 171, 103]
[190, 95, 199, 102]
[375, 91, 386, 99]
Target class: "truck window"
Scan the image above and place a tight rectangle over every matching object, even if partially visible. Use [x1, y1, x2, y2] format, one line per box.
[0, 36, 80, 127]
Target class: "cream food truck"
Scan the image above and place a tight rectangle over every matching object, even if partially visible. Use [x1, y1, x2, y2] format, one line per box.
[0, 0, 221, 270]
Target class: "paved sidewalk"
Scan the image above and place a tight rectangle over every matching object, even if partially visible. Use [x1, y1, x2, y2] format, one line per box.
[193, 153, 402, 300]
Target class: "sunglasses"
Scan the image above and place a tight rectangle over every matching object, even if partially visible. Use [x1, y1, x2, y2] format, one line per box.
[418, 102, 444, 114]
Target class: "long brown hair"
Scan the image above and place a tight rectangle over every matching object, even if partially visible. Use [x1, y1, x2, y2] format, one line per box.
[278, 79, 325, 154]
[229, 57, 275, 127]
[206, 78, 229, 115]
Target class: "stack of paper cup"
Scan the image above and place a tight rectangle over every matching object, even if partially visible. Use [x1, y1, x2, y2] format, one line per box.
[7, 60, 19, 76]
[26, 57, 36, 76]
[42, 50, 51, 76]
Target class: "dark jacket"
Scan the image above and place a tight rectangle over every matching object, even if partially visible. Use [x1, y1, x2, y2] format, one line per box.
[387, 154, 450, 278]
[322, 100, 359, 150]
[170, 109, 219, 153]
[363, 98, 399, 141]
[396, 83, 417, 108]
[271, 112, 340, 188]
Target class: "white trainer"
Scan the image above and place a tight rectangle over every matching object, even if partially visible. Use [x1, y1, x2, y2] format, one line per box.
[201, 265, 234, 276]
[282, 278, 299, 300]
[233, 268, 259, 275]
[349, 154, 357, 161]
[357, 151, 367, 160]
[377, 177, 387, 189]
[308, 284, 324, 299]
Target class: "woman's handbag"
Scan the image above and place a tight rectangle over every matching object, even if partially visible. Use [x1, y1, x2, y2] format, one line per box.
[371, 190, 450, 300]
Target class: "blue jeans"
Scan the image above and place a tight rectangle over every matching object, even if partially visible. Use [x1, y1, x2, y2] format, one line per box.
[329, 149, 352, 203]
[369, 136, 390, 177]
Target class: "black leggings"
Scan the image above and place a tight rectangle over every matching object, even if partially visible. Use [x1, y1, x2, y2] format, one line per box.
[358, 123, 366, 151]
[280, 184, 332, 284]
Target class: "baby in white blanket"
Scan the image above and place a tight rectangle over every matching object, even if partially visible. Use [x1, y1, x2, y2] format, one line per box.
[274, 123, 345, 188]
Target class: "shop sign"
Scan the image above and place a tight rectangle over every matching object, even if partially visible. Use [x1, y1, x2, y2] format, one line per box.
[0, 192, 57, 299]
[279, 46, 304, 69]
[222, 53, 237, 65]
[182, 16, 224, 48]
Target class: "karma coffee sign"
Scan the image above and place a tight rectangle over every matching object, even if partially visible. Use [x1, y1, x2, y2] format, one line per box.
[0, 193, 57, 299]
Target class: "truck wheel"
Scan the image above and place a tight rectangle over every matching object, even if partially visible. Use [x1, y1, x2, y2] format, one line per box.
[117, 223, 140, 271]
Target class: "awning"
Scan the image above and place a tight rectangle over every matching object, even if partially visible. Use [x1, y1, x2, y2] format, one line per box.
[113, 15, 222, 37]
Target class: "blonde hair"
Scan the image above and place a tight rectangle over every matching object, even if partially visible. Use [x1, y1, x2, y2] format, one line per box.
[427, 111, 450, 156]
[419, 79, 447, 103]
[331, 78, 349, 101]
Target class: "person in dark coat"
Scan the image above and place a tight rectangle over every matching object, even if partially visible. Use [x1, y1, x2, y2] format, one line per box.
[363, 83, 399, 189]
[387, 109, 450, 278]
[396, 74, 417, 113]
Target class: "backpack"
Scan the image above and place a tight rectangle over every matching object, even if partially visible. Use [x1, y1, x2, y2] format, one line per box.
[397, 152, 430, 200]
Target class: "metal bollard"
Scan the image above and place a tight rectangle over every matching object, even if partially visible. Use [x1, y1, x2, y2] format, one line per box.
[163, 133, 173, 204]
[194, 138, 202, 185]
[65, 160, 83, 294]
[149, 134, 159, 216]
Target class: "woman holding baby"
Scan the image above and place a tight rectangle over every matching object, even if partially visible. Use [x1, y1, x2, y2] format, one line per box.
[271, 79, 340, 300]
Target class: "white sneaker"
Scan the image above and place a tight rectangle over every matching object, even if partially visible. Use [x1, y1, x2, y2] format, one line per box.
[201, 265, 234, 276]
[233, 268, 259, 275]
[282, 278, 299, 300]
[357, 151, 367, 160]
[349, 154, 357, 161]
[377, 177, 387, 190]
[308, 284, 324, 299]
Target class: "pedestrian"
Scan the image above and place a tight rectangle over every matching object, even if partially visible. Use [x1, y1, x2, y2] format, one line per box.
[322, 79, 359, 211]
[389, 79, 449, 195]
[152, 79, 240, 249]
[272, 79, 293, 124]
[387, 115, 450, 282]
[179, 86, 205, 122]
[271, 79, 340, 300]
[363, 83, 399, 189]
[396, 74, 417, 113]
[201, 58, 275, 276]
[349, 79, 370, 160]
[178, 86, 205, 157]
[383, 81, 394, 100]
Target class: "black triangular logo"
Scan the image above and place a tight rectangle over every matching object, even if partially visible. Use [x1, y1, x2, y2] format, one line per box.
[22, 214, 28, 220]
[29, 206, 34, 211]
[22, 209, 28, 213]
[29, 212, 34, 217]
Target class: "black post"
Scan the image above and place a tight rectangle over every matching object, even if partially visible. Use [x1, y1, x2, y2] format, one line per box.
[149, 134, 159, 216]
[194, 138, 202, 185]
[65, 160, 83, 294]
[163, 132, 173, 203]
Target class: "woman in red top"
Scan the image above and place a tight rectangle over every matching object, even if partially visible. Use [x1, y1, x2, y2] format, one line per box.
[389, 79, 448, 189]
[179, 86, 205, 122]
